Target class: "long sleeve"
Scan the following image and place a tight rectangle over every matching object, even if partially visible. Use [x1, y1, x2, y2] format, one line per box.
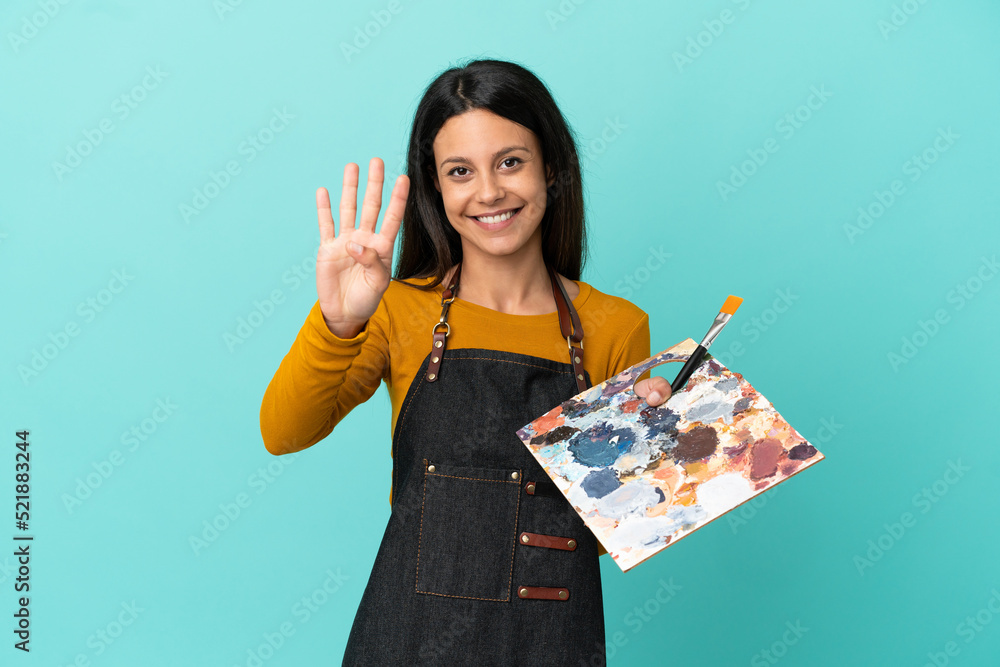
[259, 299, 389, 455]
[608, 310, 652, 381]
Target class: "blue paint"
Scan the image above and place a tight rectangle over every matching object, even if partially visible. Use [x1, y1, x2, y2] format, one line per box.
[562, 397, 603, 420]
[568, 422, 637, 467]
[715, 377, 739, 392]
[686, 400, 728, 423]
[581, 468, 622, 498]
[639, 405, 680, 431]
[568, 433, 618, 467]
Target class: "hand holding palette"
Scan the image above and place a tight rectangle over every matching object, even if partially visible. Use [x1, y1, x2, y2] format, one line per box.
[515, 338, 824, 572]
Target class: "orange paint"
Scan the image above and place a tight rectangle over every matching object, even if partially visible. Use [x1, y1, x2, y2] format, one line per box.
[530, 409, 565, 434]
[620, 397, 642, 413]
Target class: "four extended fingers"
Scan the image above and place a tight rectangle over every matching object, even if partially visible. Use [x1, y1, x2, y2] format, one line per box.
[326, 159, 400, 240]
[321, 158, 408, 245]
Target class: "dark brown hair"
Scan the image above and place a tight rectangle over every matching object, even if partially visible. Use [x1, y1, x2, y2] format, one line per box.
[393, 58, 587, 290]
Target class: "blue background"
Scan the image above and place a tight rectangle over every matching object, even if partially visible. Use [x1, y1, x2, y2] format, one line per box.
[2, 0, 999, 665]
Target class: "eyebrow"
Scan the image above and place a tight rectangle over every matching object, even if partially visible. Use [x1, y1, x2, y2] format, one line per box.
[439, 145, 531, 169]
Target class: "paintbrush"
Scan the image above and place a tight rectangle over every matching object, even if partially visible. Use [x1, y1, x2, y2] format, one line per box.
[670, 295, 744, 394]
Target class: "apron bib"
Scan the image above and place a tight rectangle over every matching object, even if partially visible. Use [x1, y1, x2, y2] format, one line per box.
[342, 264, 606, 666]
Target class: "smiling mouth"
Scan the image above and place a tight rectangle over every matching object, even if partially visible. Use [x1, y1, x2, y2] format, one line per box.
[471, 207, 522, 223]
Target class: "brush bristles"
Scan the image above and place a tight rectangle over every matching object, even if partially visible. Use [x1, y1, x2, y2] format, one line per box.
[720, 295, 743, 315]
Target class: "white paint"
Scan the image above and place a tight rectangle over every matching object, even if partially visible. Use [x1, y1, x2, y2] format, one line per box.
[695, 472, 756, 517]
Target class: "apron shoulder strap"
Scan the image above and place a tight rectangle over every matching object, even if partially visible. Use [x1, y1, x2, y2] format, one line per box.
[425, 261, 590, 392]
[547, 264, 589, 392]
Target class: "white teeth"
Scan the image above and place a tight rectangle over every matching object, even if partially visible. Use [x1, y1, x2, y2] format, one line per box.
[475, 208, 517, 224]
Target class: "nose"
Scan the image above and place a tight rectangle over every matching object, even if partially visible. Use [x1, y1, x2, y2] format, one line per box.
[475, 170, 504, 205]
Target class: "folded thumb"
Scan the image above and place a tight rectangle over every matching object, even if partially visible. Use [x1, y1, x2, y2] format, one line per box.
[348, 241, 379, 268]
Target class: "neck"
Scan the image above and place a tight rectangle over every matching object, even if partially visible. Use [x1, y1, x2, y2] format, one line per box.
[453, 242, 554, 316]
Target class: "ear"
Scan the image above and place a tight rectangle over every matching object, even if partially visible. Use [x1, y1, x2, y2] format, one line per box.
[429, 166, 440, 193]
[545, 163, 555, 188]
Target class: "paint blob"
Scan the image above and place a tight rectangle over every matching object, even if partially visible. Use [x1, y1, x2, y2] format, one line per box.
[517, 338, 825, 572]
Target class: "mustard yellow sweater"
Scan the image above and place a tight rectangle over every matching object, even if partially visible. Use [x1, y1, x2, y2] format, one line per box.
[259, 275, 653, 555]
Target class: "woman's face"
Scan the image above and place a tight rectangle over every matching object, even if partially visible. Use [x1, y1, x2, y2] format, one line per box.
[431, 108, 554, 262]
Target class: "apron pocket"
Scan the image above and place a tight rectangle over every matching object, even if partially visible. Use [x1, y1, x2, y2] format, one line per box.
[415, 460, 522, 601]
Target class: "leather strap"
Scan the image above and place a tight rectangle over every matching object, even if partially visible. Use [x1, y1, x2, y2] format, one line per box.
[425, 263, 461, 383]
[524, 480, 560, 497]
[426, 261, 589, 393]
[517, 585, 570, 601]
[548, 264, 583, 344]
[518, 531, 577, 551]
[547, 264, 587, 393]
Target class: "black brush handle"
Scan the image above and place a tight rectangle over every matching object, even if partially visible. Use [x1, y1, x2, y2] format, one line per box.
[670, 345, 708, 394]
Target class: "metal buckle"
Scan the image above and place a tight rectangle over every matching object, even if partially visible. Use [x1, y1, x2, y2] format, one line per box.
[566, 336, 584, 352]
[432, 321, 451, 337]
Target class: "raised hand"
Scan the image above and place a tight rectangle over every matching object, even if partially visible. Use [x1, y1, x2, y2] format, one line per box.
[315, 158, 409, 338]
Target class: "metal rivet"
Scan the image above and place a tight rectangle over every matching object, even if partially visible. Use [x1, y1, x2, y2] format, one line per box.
[434, 340, 443, 348]
[428, 373, 436, 380]
[511, 471, 519, 480]
[567, 539, 576, 549]
[526, 483, 535, 493]
[574, 356, 581, 364]
[432, 355, 439, 363]
[427, 464, 436, 472]
[577, 374, 583, 381]
[558, 590, 567, 600]
[521, 534, 530, 543]
[519, 587, 528, 598]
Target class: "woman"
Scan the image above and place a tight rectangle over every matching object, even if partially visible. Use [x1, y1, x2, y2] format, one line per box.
[260, 58, 672, 665]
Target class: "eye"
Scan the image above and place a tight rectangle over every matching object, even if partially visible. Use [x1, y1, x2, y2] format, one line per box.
[447, 166, 469, 177]
[501, 157, 521, 168]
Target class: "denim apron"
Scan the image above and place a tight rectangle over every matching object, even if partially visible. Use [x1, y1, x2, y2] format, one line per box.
[342, 264, 606, 666]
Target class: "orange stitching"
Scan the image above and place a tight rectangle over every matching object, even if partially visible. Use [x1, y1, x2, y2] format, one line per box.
[414, 469, 521, 602]
[415, 589, 509, 602]
[415, 468, 427, 593]
[403, 355, 570, 601]
[398, 355, 571, 445]
[444, 357, 573, 373]
[426, 472, 519, 483]
[397, 372, 426, 444]
[506, 468, 522, 600]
